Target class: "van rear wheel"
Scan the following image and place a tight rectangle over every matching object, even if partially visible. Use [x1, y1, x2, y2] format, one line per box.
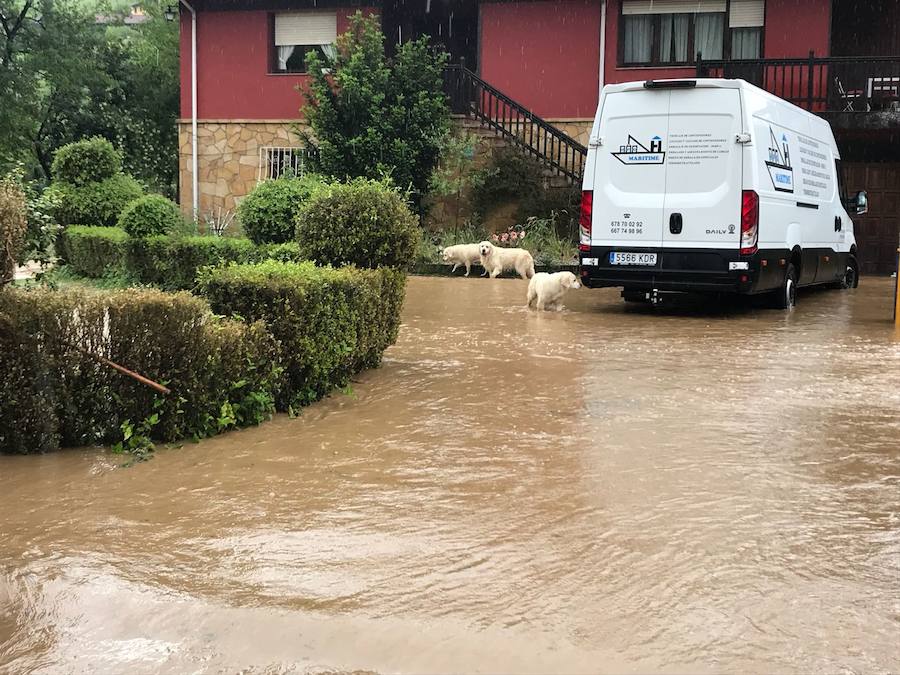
[771, 263, 798, 310]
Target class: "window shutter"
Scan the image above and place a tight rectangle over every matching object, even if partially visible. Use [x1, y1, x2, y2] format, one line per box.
[622, 0, 726, 15]
[274, 11, 337, 46]
[729, 0, 764, 27]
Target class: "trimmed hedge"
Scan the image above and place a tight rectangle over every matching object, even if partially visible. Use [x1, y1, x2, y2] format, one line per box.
[118, 194, 185, 238]
[0, 287, 280, 454]
[295, 178, 418, 269]
[126, 235, 303, 290]
[58, 226, 128, 278]
[200, 260, 405, 410]
[238, 174, 322, 245]
[51, 137, 122, 187]
[50, 174, 144, 227]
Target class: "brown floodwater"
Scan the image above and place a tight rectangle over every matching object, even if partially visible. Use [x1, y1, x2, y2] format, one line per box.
[2, 276, 899, 674]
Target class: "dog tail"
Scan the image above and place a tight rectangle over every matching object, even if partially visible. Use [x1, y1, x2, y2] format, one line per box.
[526, 263, 535, 279]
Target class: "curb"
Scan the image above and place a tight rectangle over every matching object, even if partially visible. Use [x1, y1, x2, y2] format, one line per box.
[410, 262, 579, 278]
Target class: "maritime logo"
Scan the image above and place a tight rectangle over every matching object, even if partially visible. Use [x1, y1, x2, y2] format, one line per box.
[613, 134, 665, 165]
[765, 126, 794, 193]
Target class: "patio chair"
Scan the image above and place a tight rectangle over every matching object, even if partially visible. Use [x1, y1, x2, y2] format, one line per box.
[835, 77, 866, 112]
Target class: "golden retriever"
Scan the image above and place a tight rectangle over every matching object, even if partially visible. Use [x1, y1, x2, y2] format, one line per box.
[526, 271, 580, 311]
[441, 243, 483, 277]
[478, 241, 535, 280]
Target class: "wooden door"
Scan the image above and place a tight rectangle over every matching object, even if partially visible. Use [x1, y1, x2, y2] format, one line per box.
[843, 162, 900, 275]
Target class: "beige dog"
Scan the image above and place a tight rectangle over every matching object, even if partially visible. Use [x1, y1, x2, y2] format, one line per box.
[441, 243, 484, 277]
[478, 241, 535, 280]
[526, 271, 581, 311]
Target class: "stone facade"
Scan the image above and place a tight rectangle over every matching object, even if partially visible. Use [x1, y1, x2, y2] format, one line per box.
[177, 117, 592, 222]
[177, 120, 307, 218]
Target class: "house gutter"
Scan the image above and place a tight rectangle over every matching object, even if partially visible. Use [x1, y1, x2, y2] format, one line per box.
[180, 0, 198, 222]
[599, 0, 607, 98]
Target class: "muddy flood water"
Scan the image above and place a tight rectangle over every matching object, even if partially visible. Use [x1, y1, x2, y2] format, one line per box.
[2, 276, 899, 674]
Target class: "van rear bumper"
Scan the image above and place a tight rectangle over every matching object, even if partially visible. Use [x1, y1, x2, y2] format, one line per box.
[579, 247, 784, 294]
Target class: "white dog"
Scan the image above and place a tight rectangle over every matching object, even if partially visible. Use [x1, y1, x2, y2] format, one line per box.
[478, 241, 535, 280]
[526, 271, 581, 311]
[441, 243, 483, 277]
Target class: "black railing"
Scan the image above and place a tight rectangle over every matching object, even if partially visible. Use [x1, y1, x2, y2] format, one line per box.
[697, 52, 900, 113]
[444, 63, 587, 181]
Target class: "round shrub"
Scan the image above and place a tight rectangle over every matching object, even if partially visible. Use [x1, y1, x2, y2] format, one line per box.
[118, 194, 185, 238]
[49, 174, 144, 228]
[295, 178, 418, 269]
[238, 174, 322, 244]
[52, 137, 123, 186]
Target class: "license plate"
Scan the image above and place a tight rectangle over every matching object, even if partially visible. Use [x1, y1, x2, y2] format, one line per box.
[609, 252, 657, 266]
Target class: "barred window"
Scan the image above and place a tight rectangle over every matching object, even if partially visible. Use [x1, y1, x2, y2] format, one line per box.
[258, 147, 313, 181]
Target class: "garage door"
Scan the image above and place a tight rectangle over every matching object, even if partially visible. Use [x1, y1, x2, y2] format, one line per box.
[843, 162, 900, 276]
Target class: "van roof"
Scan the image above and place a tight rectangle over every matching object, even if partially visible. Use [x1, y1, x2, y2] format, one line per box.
[601, 78, 839, 157]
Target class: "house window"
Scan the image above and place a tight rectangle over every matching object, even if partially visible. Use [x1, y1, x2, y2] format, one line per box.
[729, 0, 764, 59]
[620, 1, 727, 65]
[258, 147, 313, 181]
[273, 11, 337, 73]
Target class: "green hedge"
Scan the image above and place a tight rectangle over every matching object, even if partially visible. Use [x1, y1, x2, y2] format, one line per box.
[118, 194, 185, 238]
[0, 287, 279, 454]
[58, 226, 128, 278]
[238, 174, 322, 245]
[52, 137, 123, 187]
[200, 260, 405, 410]
[125, 235, 303, 290]
[49, 174, 144, 228]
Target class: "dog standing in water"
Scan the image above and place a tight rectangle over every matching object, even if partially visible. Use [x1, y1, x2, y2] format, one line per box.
[527, 271, 580, 311]
[478, 241, 535, 280]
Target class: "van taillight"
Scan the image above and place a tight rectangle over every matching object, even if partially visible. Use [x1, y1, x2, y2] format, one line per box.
[580, 190, 593, 245]
[740, 189, 759, 255]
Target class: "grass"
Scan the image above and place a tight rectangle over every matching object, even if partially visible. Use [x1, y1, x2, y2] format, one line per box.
[15, 265, 140, 291]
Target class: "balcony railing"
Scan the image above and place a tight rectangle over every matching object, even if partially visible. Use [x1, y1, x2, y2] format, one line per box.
[697, 52, 900, 113]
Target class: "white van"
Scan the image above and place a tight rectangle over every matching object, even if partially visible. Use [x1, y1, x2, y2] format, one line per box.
[578, 78, 868, 308]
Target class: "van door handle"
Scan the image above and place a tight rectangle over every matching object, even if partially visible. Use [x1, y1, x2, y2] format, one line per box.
[669, 212, 683, 235]
[835, 216, 842, 232]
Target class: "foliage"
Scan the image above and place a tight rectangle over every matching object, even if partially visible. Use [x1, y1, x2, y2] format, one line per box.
[470, 146, 580, 226]
[0, 287, 280, 454]
[19, 174, 62, 270]
[126, 235, 260, 290]
[237, 174, 322, 245]
[118, 194, 184, 238]
[203, 206, 236, 237]
[49, 173, 144, 228]
[0, 0, 179, 194]
[498, 213, 578, 265]
[295, 178, 418, 269]
[200, 260, 405, 411]
[51, 137, 122, 186]
[301, 12, 450, 205]
[0, 175, 28, 285]
[58, 226, 129, 278]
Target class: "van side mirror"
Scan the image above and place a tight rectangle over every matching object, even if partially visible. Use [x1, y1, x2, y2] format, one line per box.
[853, 190, 868, 215]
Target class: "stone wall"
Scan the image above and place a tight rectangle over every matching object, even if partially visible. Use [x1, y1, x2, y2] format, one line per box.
[177, 120, 306, 218]
[176, 117, 592, 222]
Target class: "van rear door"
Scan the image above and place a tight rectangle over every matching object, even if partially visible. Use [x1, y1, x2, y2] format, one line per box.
[662, 88, 744, 249]
[591, 89, 670, 248]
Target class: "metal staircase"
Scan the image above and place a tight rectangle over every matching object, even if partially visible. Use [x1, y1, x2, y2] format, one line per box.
[443, 63, 587, 181]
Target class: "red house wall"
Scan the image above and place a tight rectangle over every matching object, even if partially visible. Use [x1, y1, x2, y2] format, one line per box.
[179, 8, 374, 120]
[478, 1, 602, 118]
[602, 0, 832, 87]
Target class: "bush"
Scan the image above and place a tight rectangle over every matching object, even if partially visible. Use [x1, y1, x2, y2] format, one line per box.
[125, 236, 303, 290]
[238, 174, 322, 244]
[0, 287, 280, 454]
[118, 194, 184, 238]
[1, 176, 28, 285]
[200, 260, 405, 410]
[50, 174, 144, 228]
[58, 226, 129, 278]
[295, 178, 418, 269]
[51, 137, 123, 187]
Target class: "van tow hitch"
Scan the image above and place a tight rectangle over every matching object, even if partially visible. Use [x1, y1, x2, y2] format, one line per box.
[650, 289, 662, 306]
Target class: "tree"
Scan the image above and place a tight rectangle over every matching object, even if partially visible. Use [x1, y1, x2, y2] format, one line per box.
[0, 0, 179, 194]
[301, 12, 450, 207]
